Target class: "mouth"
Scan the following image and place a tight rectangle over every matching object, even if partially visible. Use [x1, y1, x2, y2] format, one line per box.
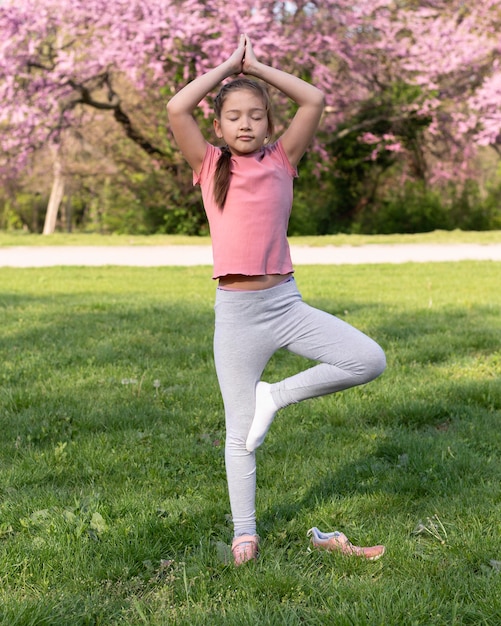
[237, 136, 254, 141]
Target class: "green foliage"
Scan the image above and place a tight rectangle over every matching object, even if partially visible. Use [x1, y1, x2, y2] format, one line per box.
[357, 181, 448, 234]
[125, 169, 207, 236]
[290, 82, 435, 235]
[0, 191, 47, 232]
[3, 171, 501, 236]
[0, 199, 24, 230]
[449, 179, 501, 231]
[288, 153, 337, 236]
[476, 174, 501, 230]
[163, 207, 208, 235]
[355, 179, 501, 234]
[290, 82, 497, 236]
[0, 262, 500, 623]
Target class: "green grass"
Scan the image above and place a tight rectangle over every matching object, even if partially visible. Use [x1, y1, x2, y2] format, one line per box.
[0, 261, 500, 625]
[0, 229, 500, 247]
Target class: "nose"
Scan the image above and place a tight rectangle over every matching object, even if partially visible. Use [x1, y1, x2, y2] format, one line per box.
[240, 117, 252, 130]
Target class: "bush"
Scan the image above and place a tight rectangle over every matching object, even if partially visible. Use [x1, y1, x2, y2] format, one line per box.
[355, 181, 450, 234]
[353, 179, 501, 234]
[0, 191, 47, 232]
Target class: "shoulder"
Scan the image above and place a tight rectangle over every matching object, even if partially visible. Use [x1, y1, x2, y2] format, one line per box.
[265, 141, 298, 178]
[193, 143, 222, 185]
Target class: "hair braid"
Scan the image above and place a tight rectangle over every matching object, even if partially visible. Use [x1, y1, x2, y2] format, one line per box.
[213, 145, 233, 209]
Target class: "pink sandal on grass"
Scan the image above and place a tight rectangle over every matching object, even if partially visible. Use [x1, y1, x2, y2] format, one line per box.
[231, 534, 259, 566]
[308, 527, 385, 561]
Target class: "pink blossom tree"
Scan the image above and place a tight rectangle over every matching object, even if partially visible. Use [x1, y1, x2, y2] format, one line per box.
[0, 0, 499, 230]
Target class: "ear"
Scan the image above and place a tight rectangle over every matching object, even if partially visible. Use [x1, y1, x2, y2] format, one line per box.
[213, 118, 223, 139]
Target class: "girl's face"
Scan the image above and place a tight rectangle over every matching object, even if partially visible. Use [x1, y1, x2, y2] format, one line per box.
[214, 89, 270, 156]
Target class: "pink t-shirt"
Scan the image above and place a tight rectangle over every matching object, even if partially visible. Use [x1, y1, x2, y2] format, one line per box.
[193, 141, 298, 279]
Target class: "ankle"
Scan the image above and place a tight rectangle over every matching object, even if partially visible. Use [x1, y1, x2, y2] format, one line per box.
[231, 534, 259, 566]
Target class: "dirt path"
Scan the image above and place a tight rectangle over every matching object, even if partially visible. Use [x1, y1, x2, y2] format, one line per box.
[1, 243, 501, 267]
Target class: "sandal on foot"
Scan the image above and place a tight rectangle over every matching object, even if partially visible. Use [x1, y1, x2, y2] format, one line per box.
[307, 527, 385, 561]
[231, 534, 259, 566]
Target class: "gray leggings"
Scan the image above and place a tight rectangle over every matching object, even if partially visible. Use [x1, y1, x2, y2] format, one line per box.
[213, 278, 386, 537]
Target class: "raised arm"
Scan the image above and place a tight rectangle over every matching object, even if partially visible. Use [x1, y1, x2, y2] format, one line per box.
[242, 36, 325, 168]
[167, 35, 247, 174]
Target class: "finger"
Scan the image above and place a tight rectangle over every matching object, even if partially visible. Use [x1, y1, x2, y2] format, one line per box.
[244, 36, 254, 57]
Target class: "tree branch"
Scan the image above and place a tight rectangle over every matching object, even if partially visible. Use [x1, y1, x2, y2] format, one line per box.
[65, 78, 177, 172]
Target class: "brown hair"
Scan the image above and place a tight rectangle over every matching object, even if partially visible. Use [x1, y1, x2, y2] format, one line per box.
[213, 79, 274, 209]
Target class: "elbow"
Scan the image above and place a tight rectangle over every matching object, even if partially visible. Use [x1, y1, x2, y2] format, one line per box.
[315, 89, 326, 110]
[166, 99, 184, 125]
[166, 98, 176, 116]
[305, 87, 325, 113]
[166, 97, 182, 118]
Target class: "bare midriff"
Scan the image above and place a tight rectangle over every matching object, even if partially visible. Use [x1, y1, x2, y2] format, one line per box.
[218, 272, 293, 291]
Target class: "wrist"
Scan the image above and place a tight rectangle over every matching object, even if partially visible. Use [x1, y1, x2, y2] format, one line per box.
[243, 60, 268, 79]
[219, 55, 245, 80]
[216, 60, 237, 80]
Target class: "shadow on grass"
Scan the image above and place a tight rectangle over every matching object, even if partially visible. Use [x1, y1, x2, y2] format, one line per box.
[255, 301, 500, 536]
[261, 404, 500, 529]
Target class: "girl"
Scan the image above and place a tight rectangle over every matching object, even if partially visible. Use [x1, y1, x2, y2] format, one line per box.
[167, 35, 386, 565]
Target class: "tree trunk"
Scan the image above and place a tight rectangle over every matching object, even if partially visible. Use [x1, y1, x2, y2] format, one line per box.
[43, 153, 65, 235]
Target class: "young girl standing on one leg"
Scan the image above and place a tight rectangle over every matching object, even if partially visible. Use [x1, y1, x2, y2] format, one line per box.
[167, 35, 386, 565]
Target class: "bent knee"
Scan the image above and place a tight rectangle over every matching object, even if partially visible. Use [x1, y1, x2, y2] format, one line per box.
[365, 343, 386, 381]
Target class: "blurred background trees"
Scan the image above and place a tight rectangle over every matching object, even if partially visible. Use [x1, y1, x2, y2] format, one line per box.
[1, 0, 500, 235]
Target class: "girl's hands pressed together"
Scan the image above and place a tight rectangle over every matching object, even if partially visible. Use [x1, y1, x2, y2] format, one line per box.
[242, 35, 260, 76]
[226, 34, 247, 76]
[226, 34, 259, 77]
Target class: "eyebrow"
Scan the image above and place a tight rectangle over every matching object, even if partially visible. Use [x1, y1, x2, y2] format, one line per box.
[224, 107, 266, 113]
[227, 107, 266, 113]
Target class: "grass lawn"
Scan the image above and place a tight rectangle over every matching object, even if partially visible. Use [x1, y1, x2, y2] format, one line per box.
[0, 261, 500, 625]
[0, 229, 500, 247]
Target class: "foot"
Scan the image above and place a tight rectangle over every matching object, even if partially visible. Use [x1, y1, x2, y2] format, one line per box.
[308, 527, 385, 561]
[245, 382, 278, 452]
[231, 534, 259, 566]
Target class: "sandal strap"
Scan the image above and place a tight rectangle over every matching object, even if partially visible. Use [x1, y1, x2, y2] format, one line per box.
[232, 534, 259, 549]
[231, 534, 259, 566]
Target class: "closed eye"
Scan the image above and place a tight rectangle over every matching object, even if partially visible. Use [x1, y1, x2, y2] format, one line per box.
[224, 108, 266, 122]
